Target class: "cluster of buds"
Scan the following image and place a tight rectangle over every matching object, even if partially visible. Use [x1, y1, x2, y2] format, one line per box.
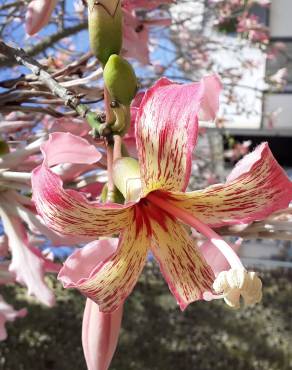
[88, 0, 138, 137]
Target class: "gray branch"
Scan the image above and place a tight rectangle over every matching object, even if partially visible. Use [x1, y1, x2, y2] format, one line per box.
[0, 41, 109, 136]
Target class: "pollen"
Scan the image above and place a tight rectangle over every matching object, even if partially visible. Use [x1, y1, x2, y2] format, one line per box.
[213, 269, 262, 309]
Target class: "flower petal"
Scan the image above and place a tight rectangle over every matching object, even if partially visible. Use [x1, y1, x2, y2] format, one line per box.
[136, 76, 220, 194]
[200, 239, 241, 276]
[198, 75, 222, 121]
[0, 206, 55, 306]
[168, 143, 292, 227]
[26, 0, 57, 35]
[0, 295, 27, 341]
[31, 134, 133, 237]
[149, 213, 214, 310]
[82, 299, 123, 370]
[58, 221, 149, 312]
[42, 132, 101, 167]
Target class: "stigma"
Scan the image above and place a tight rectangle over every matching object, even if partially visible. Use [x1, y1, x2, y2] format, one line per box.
[213, 269, 262, 309]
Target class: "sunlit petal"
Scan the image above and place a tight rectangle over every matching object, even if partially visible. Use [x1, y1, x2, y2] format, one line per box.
[32, 133, 133, 237]
[59, 222, 149, 312]
[136, 76, 220, 194]
[150, 213, 214, 310]
[167, 143, 292, 227]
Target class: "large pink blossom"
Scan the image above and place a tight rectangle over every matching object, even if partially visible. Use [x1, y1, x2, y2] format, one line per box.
[32, 74, 292, 313]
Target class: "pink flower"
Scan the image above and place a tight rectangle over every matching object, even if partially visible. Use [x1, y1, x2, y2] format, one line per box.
[0, 199, 56, 306]
[122, 2, 172, 63]
[0, 132, 101, 306]
[123, 0, 173, 11]
[25, 0, 58, 35]
[0, 295, 27, 341]
[25, 0, 172, 64]
[237, 14, 269, 43]
[32, 75, 292, 313]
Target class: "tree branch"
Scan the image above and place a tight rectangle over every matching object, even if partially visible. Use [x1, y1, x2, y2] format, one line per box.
[0, 22, 88, 68]
[0, 41, 109, 136]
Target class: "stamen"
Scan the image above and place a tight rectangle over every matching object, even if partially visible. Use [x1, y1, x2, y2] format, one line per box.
[147, 192, 244, 270]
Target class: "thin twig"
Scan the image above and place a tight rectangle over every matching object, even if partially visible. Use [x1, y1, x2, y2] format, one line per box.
[0, 41, 111, 136]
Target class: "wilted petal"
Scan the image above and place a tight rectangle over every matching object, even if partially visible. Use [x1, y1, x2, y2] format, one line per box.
[0, 206, 55, 306]
[0, 295, 27, 341]
[26, 0, 58, 35]
[168, 143, 292, 227]
[59, 221, 149, 312]
[136, 76, 220, 194]
[82, 299, 123, 370]
[150, 213, 214, 310]
[32, 133, 133, 237]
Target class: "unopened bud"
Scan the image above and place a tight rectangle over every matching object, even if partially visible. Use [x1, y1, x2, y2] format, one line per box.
[88, 0, 122, 66]
[103, 55, 138, 105]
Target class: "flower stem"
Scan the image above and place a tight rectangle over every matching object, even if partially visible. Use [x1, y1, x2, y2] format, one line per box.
[106, 144, 115, 202]
[113, 135, 122, 161]
[147, 192, 243, 270]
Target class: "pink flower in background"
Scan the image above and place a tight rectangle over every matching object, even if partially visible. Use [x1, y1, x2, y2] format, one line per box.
[25, 0, 58, 35]
[32, 74, 292, 313]
[0, 132, 102, 310]
[0, 195, 57, 307]
[0, 295, 27, 341]
[25, 0, 172, 64]
[123, 0, 173, 11]
[237, 14, 269, 43]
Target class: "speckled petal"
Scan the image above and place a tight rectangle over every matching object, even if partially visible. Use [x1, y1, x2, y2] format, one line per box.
[167, 143, 292, 227]
[136, 76, 221, 194]
[59, 220, 149, 313]
[32, 133, 133, 237]
[150, 213, 214, 310]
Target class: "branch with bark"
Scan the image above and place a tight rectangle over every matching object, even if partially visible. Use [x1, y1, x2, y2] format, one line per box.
[0, 41, 111, 137]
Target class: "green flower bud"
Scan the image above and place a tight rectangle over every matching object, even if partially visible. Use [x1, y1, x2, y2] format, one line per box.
[88, 0, 122, 66]
[103, 54, 138, 105]
[113, 157, 141, 202]
[0, 140, 9, 156]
